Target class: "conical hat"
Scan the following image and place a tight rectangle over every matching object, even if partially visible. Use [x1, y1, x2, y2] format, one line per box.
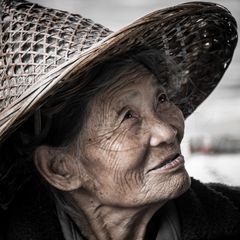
[0, 0, 238, 144]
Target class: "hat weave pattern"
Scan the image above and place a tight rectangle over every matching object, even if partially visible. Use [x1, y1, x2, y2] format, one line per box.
[0, 0, 111, 111]
[0, 1, 238, 144]
[0, 0, 238, 209]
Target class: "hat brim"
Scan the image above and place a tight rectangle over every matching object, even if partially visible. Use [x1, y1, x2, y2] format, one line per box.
[0, 1, 238, 143]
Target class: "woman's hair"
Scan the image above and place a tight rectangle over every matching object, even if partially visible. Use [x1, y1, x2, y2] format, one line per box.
[40, 49, 182, 147]
[0, 48, 182, 209]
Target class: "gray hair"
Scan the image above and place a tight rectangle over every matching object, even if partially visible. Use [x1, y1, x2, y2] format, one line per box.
[0, 48, 183, 210]
[48, 48, 183, 217]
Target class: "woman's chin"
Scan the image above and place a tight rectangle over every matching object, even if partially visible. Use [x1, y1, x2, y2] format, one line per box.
[169, 170, 191, 199]
[143, 168, 191, 204]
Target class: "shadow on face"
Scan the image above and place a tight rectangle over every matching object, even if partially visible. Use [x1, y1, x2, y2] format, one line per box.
[34, 59, 190, 208]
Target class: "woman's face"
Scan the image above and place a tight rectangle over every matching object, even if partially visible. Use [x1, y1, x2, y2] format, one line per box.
[77, 64, 190, 208]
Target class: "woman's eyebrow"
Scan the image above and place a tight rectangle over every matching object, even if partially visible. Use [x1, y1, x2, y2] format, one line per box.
[113, 91, 140, 115]
[153, 80, 165, 91]
[116, 90, 140, 104]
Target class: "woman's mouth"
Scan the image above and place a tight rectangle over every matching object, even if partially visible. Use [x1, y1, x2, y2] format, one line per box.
[148, 154, 185, 173]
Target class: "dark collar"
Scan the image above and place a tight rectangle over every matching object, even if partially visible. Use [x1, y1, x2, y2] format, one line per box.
[4, 178, 65, 240]
[176, 178, 240, 240]
[4, 177, 240, 240]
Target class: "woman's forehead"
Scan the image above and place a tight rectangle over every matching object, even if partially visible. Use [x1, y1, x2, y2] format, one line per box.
[99, 64, 165, 99]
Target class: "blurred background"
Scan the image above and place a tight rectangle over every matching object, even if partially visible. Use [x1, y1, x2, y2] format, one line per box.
[30, 0, 240, 185]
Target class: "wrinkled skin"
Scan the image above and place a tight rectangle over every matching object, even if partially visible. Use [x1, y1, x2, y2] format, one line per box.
[36, 64, 191, 240]
[77, 64, 190, 208]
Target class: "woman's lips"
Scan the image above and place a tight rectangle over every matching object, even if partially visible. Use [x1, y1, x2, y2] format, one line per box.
[148, 154, 185, 173]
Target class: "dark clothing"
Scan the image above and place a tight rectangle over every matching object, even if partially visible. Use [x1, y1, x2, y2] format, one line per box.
[1, 178, 240, 240]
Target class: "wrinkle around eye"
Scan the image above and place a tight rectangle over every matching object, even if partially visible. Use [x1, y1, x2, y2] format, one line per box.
[116, 105, 139, 124]
[121, 111, 141, 130]
[156, 100, 174, 112]
[158, 93, 168, 103]
[122, 110, 138, 122]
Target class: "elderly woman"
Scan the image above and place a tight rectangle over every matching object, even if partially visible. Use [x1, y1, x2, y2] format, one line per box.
[0, 1, 240, 240]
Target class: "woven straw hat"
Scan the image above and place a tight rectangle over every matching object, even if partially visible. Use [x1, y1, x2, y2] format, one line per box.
[0, 0, 238, 145]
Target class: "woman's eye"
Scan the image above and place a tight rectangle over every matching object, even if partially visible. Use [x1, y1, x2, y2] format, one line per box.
[123, 110, 136, 121]
[158, 93, 168, 103]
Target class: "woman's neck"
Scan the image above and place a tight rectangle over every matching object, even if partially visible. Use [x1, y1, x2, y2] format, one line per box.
[68, 192, 165, 240]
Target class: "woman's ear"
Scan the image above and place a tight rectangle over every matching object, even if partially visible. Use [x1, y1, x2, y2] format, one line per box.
[34, 145, 82, 191]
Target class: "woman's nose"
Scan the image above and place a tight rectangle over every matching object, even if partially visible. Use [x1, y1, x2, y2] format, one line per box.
[149, 120, 177, 147]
